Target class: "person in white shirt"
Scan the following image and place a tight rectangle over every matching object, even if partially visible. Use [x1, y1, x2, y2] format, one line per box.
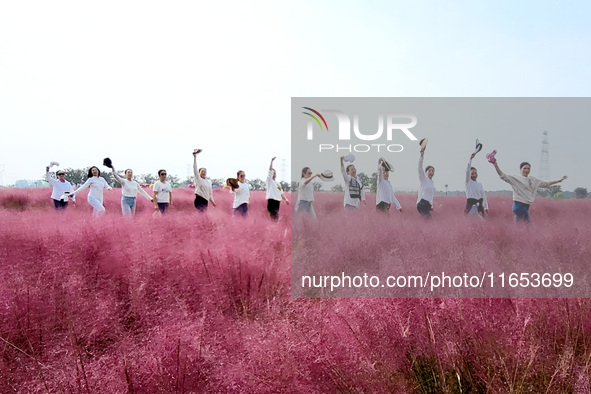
[295, 167, 320, 219]
[111, 164, 153, 216]
[192, 151, 216, 212]
[376, 158, 402, 214]
[490, 154, 566, 222]
[340, 156, 366, 210]
[232, 170, 250, 216]
[70, 166, 112, 217]
[464, 153, 489, 217]
[45, 166, 74, 210]
[266, 157, 290, 220]
[153, 169, 173, 214]
[417, 146, 436, 219]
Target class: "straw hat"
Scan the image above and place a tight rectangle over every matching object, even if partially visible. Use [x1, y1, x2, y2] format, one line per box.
[318, 170, 334, 181]
[380, 158, 394, 172]
[473, 139, 483, 155]
[343, 153, 355, 162]
[193, 148, 202, 155]
[419, 138, 428, 150]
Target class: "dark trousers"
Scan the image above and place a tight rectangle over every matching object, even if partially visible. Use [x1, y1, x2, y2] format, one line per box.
[157, 202, 169, 214]
[53, 199, 68, 210]
[376, 201, 391, 213]
[464, 198, 484, 216]
[194, 195, 208, 212]
[416, 199, 432, 219]
[267, 199, 280, 220]
[233, 203, 249, 217]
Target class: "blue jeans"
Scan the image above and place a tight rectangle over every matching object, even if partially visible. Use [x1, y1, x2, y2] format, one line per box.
[296, 200, 316, 219]
[512, 201, 530, 223]
[416, 199, 432, 219]
[121, 196, 136, 216]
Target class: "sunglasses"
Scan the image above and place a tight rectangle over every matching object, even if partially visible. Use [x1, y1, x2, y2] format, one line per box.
[160, 173, 167, 176]
[57, 173, 65, 176]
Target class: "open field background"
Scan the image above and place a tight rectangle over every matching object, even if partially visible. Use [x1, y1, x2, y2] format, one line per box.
[1, 188, 591, 392]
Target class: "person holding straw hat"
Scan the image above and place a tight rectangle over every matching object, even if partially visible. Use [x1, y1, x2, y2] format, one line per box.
[295, 167, 320, 219]
[192, 149, 216, 212]
[464, 142, 488, 217]
[45, 163, 74, 210]
[340, 155, 366, 210]
[376, 158, 402, 213]
[417, 139, 435, 219]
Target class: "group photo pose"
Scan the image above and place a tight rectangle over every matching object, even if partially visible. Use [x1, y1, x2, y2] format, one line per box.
[70, 165, 112, 216]
[488, 150, 567, 222]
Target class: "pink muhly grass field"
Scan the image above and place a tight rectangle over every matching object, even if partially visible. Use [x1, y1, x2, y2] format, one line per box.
[1, 187, 591, 392]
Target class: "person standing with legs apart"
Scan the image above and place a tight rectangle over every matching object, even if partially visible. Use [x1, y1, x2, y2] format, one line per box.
[465, 152, 488, 218]
[153, 169, 173, 214]
[376, 158, 402, 214]
[266, 157, 289, 220]
[295, 167, 320, 219]
[417, 140, 435, 219]
[340, 155, 366, 210]
[70, 166, 112, 217]
[45, 163, 74, 210]
[488, 150, 567, 222]
[109, 161, 153, 216]
[192, 149, 215, 212]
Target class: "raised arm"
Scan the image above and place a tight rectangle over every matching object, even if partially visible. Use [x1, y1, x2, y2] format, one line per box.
[418, 151, 427, 181]
[377, 160, 384, 182]
[340, 157, 350, 182]
[110, 165, 124, 185]
[466, 153, 475, 184]
[45, 167, 58, 186]
[540, 176, 568, 188]
[71, 178, 91, 196]
[269, 157, 276, 171]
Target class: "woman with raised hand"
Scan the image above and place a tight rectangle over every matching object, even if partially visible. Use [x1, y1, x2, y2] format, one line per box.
[488, 150, 567, 222]
[340, 156, 366, 210]
[417, 141, 435, 219]
[192, 149, 215, 212]
[266, 157, 289, 220]
[376, 158, 402, 214]
[110, 162, 153, 216]
[70, 166, 112, 216]
[295, 167, 320, 219]
[231, 170, 250, 217]
[153, 169, 173, 214]
[45, 164, 74, 210]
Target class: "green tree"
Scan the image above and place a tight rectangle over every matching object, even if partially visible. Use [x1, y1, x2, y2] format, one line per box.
[575, 187, 588, 199]
[331, 184, 344, 192]
[247, 178, 265, 191]
[279, 181, 291, 192]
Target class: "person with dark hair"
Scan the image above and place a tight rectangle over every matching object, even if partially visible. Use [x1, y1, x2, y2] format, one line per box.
[295, 167, 319, 218]
[340, 156, 366, 210]
[45, 166, 74, 210]
[192, 150, 215, 212]
[376, 158, 402, 213]
[111, 164, 153, 216]
[70, 166, 112, 216]
[464, 153, 488, 217]
[266, 157, 289, 220]
[417, 146, 435, 218]
[153, 169, 172, 214]
[489, 152, 567, 222]
[232, 170, 250, 216]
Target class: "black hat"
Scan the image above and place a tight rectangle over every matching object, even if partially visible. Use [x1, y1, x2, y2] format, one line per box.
[103, 157, 113, 169]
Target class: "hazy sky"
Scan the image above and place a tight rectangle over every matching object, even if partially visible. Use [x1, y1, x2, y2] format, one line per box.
[1, 1, 590, 190]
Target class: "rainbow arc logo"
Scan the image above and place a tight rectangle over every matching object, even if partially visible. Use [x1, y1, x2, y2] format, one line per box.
[302, 107, 329, 131]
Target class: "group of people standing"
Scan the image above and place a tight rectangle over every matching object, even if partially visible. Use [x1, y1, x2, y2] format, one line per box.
[45, 151, 290, 220]
[295, 141, 568, 223]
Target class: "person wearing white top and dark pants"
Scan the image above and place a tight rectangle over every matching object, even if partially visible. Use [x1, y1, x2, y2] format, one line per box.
[340, 156, 366, 210]
[296, 167, 319, 219]
[192, 151, 216, 212]
[232, 170, 250, 217]
[490, 154, 566, 222]
[417, 147, 436, 219]
[376, 159, 402, 214]
[464, 153, 489, 217]
[70, 166, 112, 217]
[266, 157, 289, 220]
[45, 167, 74, 210]
[111, 165, 153, 216]
[153, 169, 173, 214]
